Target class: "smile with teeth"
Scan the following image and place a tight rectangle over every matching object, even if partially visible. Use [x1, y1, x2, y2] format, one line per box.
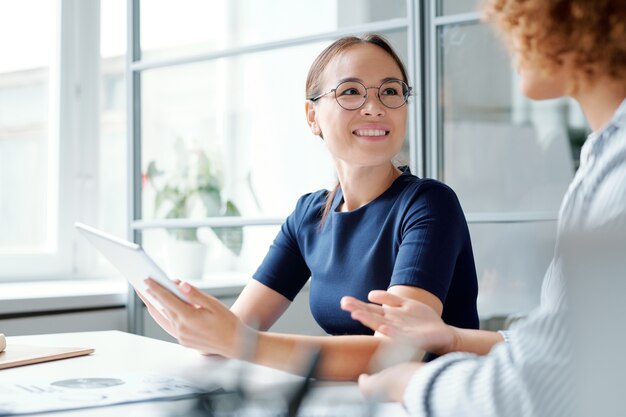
[353, 129, 389, 137]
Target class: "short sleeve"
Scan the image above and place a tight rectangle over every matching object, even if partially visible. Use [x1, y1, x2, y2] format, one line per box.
[252, 194, 314, 301]
[390, 182, 467, 302]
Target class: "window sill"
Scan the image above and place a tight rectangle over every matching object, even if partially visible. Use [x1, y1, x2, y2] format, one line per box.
[0, 279, 128, 316]
[0, 274, 250, 317]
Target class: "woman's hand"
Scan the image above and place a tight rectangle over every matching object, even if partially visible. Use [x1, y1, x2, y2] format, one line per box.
[135, 289, 177, 338]
[358, 361, 423, 402]
[341, 290, 458, 355]
[144, 278, 248, 357]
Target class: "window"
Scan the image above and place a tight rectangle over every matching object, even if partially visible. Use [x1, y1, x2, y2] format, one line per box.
[0, 0, 127, 280]
[0, 0, 65, 277]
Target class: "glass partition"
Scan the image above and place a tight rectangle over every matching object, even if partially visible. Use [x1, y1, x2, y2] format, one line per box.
[469, 221, 557, 317]
[432, 15, 588, 317]
[438, 22, 580, 213]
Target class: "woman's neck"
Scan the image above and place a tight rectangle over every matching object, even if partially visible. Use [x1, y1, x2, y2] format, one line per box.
[574, 77, 626, 132]
[334, 163, 401, 212]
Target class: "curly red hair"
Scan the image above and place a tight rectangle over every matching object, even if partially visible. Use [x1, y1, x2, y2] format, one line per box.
[484, 0, 626, 86]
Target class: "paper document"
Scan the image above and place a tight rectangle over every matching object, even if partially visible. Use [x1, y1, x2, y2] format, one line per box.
[0, 373, 206, 416]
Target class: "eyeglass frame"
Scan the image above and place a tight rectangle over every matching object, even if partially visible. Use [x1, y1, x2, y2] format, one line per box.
[308, 79, 413, 110]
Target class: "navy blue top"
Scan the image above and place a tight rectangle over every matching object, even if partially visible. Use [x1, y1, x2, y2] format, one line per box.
[253, 167, 479, 335]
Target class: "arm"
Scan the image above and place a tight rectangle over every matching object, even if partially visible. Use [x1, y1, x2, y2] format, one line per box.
[230, 280, 292, 331]
[143, 278, 379, 379]
[342, 291, 503, 356]
[451, 327, 503, 355]
[357, 307, 571, 417]
[144, 279, 440, 380]
[249, 286, 445, 378]
[402, 307, 570, 417]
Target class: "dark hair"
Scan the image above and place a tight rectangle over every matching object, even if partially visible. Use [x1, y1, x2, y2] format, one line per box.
[305, 34, 409, 228]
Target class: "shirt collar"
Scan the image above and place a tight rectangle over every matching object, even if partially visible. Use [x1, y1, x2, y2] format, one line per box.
[580, 97, 626, 164]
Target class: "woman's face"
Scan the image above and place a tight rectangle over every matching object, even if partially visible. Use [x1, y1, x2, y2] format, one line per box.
[515, 56, 569, 99]
[511, 34, 569, 99]
[306, 44, 407, 168]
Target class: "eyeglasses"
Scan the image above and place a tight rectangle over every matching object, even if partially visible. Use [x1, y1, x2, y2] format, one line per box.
[308, 79, 412, 110]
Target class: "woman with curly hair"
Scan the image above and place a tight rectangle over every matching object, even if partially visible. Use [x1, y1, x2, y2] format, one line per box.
[341, 0, 626, 415]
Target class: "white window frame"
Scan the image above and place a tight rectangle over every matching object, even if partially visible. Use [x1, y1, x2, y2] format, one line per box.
[0, 0, 102, 281]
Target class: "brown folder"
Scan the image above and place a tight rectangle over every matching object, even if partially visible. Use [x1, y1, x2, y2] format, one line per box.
[0, 339, 94, 370]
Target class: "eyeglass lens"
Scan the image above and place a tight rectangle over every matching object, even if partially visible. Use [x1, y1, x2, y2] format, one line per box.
[334, 80, 408, 110]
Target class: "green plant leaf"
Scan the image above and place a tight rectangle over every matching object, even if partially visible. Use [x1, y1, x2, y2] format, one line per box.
[146, 160, 162, 180]
[198, 188, 222, 216]
[145, 140, 245, 253]
[212, 200, 243, 256]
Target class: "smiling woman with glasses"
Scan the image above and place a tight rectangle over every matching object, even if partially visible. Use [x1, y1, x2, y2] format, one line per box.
[142, 34, 478, 382]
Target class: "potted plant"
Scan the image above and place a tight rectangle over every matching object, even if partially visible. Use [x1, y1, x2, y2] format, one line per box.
[144, 139, 242, 278]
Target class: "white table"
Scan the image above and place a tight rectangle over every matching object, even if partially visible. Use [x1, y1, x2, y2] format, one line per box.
[0, 331, 407, 417]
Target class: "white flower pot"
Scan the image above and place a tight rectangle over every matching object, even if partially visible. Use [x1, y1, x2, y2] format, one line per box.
[165, 238, 207, 280]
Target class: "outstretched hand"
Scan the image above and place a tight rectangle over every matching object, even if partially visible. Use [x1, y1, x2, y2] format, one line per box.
[143, 278, 247, 357]
[341, 290, 458, 356]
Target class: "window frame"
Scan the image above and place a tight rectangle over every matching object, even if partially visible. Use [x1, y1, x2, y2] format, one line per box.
[0, 0, 102, 281]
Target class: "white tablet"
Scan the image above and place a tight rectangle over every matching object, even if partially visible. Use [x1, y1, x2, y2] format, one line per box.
[75, 222, 191, 308]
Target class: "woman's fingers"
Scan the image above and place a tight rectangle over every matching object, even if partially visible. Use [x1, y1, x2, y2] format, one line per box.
[352, 310, 388, 332]
[177, 281, 222, 311]
[358, 362, 423, 402]
[136, 289, 169, 322]
[135, 289, 153, 308]
[341, 296, 384, 315]
[367, 290, 405, 307]
[144, 278, 190, 315]
[135, 289, 178, 336]
[341, 295, 401, 332]
[357, 373, 379, 399]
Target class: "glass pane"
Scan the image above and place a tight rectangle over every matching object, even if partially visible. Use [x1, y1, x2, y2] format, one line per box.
[470, 221, 557, 318]
[140, 0, 407, 61]
[0, 0, 56, 251]
[437, 0, 482, 16]
[140, 33, 410, 221]
[100, 0, 127, 239]
[142, 225, 280, 280]
[438, 23, 585, 213]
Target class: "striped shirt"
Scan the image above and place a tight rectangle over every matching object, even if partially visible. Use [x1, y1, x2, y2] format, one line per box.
[404, 98, 626, 417]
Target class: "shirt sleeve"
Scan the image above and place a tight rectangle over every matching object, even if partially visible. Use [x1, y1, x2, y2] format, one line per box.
[252, 193, 314, 301]
[403, 307, 573, 417]
[390, 181, 468, 302]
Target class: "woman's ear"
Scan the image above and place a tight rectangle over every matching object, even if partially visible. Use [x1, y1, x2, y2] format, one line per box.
[305, 100, 322, 136]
